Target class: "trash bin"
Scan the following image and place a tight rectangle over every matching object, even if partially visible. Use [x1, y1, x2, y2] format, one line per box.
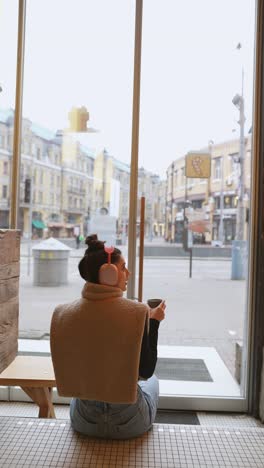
[231, 240, 247, 280]
[32, 237, 71, 286]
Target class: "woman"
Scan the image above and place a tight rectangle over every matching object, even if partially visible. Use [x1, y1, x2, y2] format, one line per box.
[50, 234, 166, 439]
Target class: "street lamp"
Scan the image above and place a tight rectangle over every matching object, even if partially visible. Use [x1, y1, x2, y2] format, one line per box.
[232, 93, 245, 241]
[231, 92, 246, 280]
[218, 156, 225, 244]
[208, 140, 224, 244]
[206, 140, 214, 244]
[170, 163, 175, 243]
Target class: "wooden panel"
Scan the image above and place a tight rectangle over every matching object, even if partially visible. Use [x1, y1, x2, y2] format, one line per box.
[0, 297, 19, 374]
[0, 297, 19, 322]
[0, 262, 20, 281]
[0, 230, 20, 264]
[0, 356, 56, 387]
[0, 230, 20, 373]
[0, 278, 19, 304]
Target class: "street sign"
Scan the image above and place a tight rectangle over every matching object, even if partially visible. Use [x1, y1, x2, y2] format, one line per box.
[185, 152, 211, 178]
[183, 228, 193, 251]
[187, 208, 210, 233]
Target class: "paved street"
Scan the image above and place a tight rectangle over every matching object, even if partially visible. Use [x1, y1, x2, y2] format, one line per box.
[18, 242, 247, 378]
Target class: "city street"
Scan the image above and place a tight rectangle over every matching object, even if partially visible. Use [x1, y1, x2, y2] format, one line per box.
[18, 243, 247, 377]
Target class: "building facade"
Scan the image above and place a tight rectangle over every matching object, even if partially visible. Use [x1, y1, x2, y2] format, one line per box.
[165, 136, 251, 244]
[0, 108, 164, 241]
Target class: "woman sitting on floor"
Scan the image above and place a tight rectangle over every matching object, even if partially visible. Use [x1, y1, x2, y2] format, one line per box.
[50, 234, 166, 439]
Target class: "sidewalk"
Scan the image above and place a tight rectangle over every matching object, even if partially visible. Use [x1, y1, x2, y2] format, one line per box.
[18, 247, 246, 379]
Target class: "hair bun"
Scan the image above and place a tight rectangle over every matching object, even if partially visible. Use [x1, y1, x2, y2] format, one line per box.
[85, 234, 105, 252]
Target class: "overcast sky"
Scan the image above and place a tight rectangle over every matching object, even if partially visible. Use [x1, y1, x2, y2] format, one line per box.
[0, 0, 256, 179]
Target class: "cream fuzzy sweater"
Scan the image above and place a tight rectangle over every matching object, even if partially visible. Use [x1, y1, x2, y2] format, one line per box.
[50, 282, 149, 404]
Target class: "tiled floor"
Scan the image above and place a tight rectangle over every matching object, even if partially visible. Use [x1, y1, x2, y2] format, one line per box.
[1, 416, 264, 467]
[0, 402, 263, 428]
[198, 411, 264, 428]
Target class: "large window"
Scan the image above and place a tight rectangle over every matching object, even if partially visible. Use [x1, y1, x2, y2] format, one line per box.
[17, 0, 135, 337]
[2, 0, 257, 411]
[137, 0, 255, 409]
[0, 1, 19, 229]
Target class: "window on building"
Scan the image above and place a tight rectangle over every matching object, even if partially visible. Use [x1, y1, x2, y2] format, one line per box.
[181, 167, 185, 184]
[7, 133, 12, 148]
[24, 140, 29, 154]
[3, 161, 8, 175]
[2, 185, 7, 198]
[224, 196, 231, 209]
[229, 152, 239, 174]
[39, 191, 43, 203]
[224, 195, 237, 208]
[214, 158, 222, 179]
[214, 196, 220, 209]
[192, 199, 203, 209]
[174, 170, 178, 186]
[36, 148, 41, 160]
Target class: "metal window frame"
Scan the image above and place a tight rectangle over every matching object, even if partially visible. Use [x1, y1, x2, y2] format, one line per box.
[10, 0, 27, 229]
[7, 0, 264, 413]
[247, 0, 264, 417]
[127, 0, 143, 300]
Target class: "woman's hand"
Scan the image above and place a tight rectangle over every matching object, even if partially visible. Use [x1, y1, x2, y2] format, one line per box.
[149, 300, 166, 322]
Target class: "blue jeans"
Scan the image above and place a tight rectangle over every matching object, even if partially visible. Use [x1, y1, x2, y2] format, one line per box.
[70, 375, 159, 440]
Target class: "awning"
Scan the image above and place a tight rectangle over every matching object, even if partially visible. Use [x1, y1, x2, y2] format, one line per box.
[47, 222, 64, 228]
[32, 220, 46, 229]
[188, 220, 210, 234]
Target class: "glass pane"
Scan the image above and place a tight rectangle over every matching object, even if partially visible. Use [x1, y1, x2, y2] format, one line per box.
[0, 1, 19, 229]
[19, 1, 135, 338]
[138, 0, 255, 401]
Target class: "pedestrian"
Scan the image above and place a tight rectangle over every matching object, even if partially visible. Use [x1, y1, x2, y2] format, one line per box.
[50, 234, 166, 439]
[75, 234, 80, 249]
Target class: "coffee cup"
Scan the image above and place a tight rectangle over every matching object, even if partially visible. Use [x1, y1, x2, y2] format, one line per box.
[147, 298, 162, 309]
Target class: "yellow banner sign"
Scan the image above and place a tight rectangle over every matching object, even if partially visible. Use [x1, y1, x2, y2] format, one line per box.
[185, 152, 211, 178]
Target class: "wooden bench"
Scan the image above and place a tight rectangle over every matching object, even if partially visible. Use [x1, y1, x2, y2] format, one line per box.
[0, 355, 56, 418]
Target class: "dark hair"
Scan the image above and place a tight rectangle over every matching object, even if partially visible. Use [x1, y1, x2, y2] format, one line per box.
[78, 234, 122, 283]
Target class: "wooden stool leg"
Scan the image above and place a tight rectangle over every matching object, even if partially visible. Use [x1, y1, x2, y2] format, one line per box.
[21, 386, 56, 419]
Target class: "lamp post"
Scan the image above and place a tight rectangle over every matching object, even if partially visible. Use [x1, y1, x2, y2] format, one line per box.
[218, 156, 225, 244]
[232, 92, 245, 241]
[231, 91, 246, 279]
[170, 163, 175, 243]
[206, 140, 214, 243]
